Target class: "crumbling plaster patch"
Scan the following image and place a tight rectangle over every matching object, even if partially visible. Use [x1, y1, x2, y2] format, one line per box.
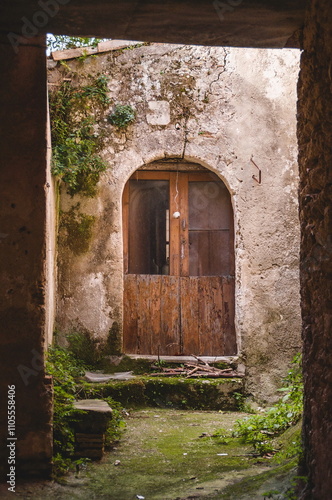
[50, 43, 301, 401]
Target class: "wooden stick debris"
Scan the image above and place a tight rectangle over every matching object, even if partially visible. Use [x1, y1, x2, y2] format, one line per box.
[149, 359, 244, 378]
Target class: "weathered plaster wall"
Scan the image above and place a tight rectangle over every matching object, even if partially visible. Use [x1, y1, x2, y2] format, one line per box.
[50, 43, 301, 402]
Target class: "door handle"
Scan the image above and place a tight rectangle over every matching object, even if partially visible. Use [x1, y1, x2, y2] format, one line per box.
[181, 219, 186, 230]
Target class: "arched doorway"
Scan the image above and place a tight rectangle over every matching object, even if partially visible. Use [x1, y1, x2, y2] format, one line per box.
[122, 163, 236, 356]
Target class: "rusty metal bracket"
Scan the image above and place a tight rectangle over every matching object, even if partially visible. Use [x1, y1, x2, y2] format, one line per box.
[250, 157, 262, 184]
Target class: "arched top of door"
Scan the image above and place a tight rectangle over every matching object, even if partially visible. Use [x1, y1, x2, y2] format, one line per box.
[130, 158, 232, 195]
[137, 159, 207, 172]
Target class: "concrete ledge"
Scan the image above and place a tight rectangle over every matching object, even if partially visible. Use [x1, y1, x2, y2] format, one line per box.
[126, 354, 239, 364]
[51, 39, 142, 61]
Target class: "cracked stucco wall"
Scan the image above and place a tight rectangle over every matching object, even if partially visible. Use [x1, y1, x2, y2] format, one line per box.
[49, 43, 301, 402]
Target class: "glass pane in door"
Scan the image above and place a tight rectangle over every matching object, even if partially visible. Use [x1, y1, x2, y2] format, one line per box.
[188, 181, 234, 276]
[128, 180, 169, 275]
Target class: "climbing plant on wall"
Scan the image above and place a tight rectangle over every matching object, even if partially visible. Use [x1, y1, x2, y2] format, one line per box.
[50, 74, 110, 196]
[107, 104, 136, 129]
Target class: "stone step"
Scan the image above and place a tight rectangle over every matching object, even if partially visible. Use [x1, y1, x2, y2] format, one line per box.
[127, 354, 239, 364]
[84, 371, 136, 383]
[79, 376, 245, 411]
[72, 399, 113, 459]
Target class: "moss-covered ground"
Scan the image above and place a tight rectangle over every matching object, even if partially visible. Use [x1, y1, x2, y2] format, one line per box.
[6, 409, 299, 500]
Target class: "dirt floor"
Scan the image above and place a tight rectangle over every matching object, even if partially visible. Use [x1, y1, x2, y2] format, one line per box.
[0, 409, 297, 499]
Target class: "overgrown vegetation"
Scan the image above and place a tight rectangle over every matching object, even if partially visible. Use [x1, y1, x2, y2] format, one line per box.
[46, 346, 126, 477]
[47, 35, 108, 52]
[50, 75, 110, 196]
[233, 354, 303, 457]
[66, 330, 102, 368]
[46, 346, 85, 475]
[65, 329, 155, 371]
[107, 104, 136, 129]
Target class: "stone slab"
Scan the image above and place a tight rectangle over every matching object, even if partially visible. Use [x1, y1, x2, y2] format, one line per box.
[126, 355, 238, 364]
[51, 40, 142, 61]
[84, 371, 136, 383]
[73, 399, 112, 413]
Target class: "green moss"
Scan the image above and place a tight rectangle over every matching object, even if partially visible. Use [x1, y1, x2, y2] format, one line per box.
[66, 329, 101, 366]
[215, 459, 298, 499]
[77, 409, 268, 500]
[17, 407, 300, 499]
[106, 322, 122, 356]
[60, 204, 95, 255]
[144, 377, 243, 410]
[273, 420, 303, 464]
[81, 379, 147, 407]
[106, 355, 153, 374]
[107, 104, 136, 129]
[78, 376, 244, 410]
[233, 354, 303, 456]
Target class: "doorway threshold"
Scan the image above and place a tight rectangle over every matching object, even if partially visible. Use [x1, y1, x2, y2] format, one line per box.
[126, 354, 239, 364]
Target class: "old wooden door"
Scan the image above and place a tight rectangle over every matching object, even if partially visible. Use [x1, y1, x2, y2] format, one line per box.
[123, 170, 236, 356]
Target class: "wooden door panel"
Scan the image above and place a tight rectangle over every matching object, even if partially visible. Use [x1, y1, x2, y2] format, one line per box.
[124, 275, 181, 355]
[169, 174, 181, 276]
[139, 275, 162, 354]
[198, 277, 222, 355]
[137, 275, 151, 353]
[197, 277, 212, 355]
[180, 276, 231, 355]
[124, 275, 234, 355]
[137, 275, 156, 354]
[123, 274, 139, 353]
[180, 277, 199, 354]
[222, 276, 237, 355]
[160, 276, 181, 355]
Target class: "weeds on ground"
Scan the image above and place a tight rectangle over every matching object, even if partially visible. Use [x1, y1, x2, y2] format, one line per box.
[233, 354, 303, 457]
[46, 345, 126, 476]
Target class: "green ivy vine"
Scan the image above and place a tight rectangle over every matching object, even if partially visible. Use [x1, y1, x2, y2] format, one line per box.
[50, 74, 110, 196]
[107, 104, 136, 129]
